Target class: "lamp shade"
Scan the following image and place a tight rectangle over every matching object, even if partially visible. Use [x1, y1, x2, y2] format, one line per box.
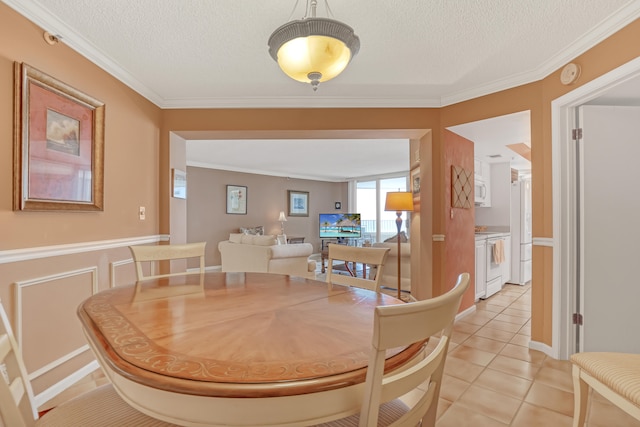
[385, 192, 414, 212]
[268, 17, 360, 90]
[278, 211, 287, 222]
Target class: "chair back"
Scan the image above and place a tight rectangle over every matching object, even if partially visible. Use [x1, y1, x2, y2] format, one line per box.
[129, 242, 206, 281]
[325, 244, 390, 292]
[358, 272, 470, 427]
[0, 299, 38, 427]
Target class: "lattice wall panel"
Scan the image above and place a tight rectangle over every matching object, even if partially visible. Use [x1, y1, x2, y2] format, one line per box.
[451, 165, 473, 209]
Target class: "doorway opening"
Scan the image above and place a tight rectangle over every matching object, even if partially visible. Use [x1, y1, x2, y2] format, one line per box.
[552, 55, 640, 359]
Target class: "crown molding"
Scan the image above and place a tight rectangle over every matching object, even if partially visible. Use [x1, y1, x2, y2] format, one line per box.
[5, 0, 640, 109]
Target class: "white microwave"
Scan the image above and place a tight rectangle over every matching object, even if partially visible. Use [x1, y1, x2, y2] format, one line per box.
[475, 179, 489, 206]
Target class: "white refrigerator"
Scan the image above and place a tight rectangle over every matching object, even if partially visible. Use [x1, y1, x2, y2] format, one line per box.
[509, 179, 532, 285]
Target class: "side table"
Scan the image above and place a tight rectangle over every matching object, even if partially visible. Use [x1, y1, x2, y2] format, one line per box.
[287, 236, 305, 244]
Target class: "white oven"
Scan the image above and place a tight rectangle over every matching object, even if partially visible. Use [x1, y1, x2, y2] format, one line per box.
[485, 237, 503, 298]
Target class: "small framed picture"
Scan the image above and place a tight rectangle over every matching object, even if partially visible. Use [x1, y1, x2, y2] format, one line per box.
[226, 185, 247, 214]
[288, 190, 309, 217]
[411, 167, 421, 202]
[335, 201, 341, 210]
[172, 169, 186, 199]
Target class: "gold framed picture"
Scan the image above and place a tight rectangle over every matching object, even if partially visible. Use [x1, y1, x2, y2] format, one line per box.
[13, 62, 105, 211]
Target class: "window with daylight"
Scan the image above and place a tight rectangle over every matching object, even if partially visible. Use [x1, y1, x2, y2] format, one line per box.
[355, 175, 409, 243]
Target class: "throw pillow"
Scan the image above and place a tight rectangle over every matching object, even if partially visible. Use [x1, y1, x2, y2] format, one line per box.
[240, 226, 264, 235]
[229, 233, 243, 243]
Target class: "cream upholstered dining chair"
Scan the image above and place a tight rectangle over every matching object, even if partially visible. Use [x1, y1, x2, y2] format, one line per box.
[129, 241, 206, 280]
[570, 352, 640, 426]
[326, 244, 390, 292]
[0, 299, 176, 426]
[318, 272, 470, 427]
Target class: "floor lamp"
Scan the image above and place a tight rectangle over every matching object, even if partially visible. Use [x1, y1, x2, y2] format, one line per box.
[384, 192, 414, 300]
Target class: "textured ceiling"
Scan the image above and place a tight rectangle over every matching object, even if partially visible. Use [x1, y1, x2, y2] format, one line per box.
[6, 0, 640, 181]
[187, 138, 410, 182]
[5, 0, 639, 108]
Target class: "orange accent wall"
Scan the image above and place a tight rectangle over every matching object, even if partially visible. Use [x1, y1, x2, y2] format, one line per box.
[442, 131, 475, 311]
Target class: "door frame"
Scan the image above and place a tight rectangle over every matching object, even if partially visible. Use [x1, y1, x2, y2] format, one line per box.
[551, 56, 640, 359]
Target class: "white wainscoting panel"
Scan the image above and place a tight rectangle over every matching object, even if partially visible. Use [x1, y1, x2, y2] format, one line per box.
[14, 267, 98, 382]
[110, 258, 135, 288]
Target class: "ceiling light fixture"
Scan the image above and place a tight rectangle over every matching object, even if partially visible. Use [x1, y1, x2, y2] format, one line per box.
[267, 0, 360, 91]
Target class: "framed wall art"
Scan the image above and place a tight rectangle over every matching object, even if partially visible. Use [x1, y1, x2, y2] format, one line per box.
[172, 169, 186, 199]
[13, 62, 105, 211]
[226, 185, 247, 214]
[288, 190, 309, 217]
[411, 166, 421, 202]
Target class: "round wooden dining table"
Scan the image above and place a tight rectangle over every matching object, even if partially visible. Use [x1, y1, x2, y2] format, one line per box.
[77, 272, 423, 426]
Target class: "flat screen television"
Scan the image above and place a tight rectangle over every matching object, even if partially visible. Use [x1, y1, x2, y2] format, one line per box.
[319, 213, 362, 239]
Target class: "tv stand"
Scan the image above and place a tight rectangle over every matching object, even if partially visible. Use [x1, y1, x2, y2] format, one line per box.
[321, 239, 340, 251]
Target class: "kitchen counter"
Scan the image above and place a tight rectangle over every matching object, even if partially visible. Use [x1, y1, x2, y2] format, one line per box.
[475, 231, 510, 239]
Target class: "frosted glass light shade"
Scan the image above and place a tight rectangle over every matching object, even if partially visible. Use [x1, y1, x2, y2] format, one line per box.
[268, 17, 360, 90]
[277, 35, 352, 83]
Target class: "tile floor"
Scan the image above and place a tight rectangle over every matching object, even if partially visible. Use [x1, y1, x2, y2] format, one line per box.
[432, 283, 640, 427]
[39, 283, 640, 426]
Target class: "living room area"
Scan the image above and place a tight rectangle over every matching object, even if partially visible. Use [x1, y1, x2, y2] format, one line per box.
[184, 138, 413, 267]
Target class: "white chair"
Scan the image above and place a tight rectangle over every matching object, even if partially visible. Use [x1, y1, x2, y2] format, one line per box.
[129, 241, 206, 280]
[318, 272, 471, 427]
[0, 299, 175, 426]
[326, 244, 390, 292]
[571, 352, 640, 426]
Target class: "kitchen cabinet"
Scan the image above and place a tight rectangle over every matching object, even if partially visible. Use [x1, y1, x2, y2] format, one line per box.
[475, 237, 487, 300]
[474, 158, 483, 180]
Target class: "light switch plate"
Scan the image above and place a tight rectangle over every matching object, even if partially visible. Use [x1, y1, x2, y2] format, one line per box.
[139, 206, 146, 220]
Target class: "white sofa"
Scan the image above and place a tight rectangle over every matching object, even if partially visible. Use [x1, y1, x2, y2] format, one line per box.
[218, 234, 316, 278]
[371, 242, 411, 292]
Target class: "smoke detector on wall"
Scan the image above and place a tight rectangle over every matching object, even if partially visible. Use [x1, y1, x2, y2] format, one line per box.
[560, 63, 581, 85]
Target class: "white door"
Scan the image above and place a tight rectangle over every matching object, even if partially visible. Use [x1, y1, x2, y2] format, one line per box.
[521, 179, 532, 244]
[578, 105, 640, 353]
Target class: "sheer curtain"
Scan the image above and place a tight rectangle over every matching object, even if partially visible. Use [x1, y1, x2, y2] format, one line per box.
[355, 176, 408, 243]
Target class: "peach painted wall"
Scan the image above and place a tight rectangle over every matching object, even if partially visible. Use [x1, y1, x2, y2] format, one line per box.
[441, 131, 475, 311]
[0, 4, 162, 250]
[441, 19, 640, 347]
[0, 3, 162, 396]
